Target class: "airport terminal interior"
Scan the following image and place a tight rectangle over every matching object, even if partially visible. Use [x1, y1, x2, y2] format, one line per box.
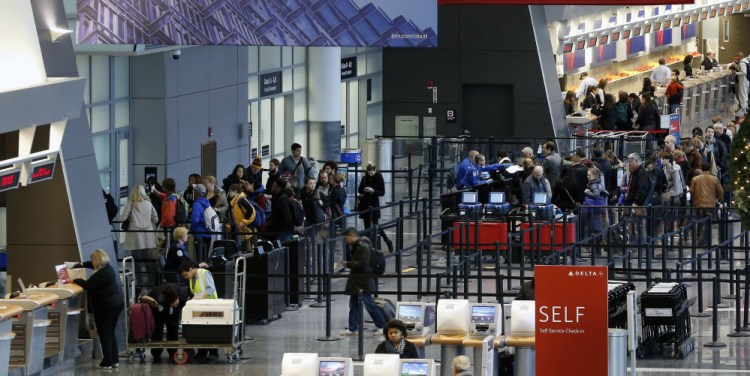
[5, 0, 750, 375]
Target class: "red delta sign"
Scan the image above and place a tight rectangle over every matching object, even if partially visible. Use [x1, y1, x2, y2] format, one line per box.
[535, 265, 608, 376]
[439, 0, 689, 4]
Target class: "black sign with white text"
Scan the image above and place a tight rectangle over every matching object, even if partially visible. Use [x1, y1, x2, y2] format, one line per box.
[341, 57, 357, 80]
[446, 109, 457, 123]
[260, 71, 282, 97]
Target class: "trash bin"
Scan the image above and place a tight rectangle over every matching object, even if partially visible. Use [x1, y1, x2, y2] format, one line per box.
[608, 328, 627, 376]
[0, 304, 22, 376]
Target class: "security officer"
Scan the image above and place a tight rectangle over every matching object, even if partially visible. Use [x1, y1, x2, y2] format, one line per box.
[459, 154, 511, 188]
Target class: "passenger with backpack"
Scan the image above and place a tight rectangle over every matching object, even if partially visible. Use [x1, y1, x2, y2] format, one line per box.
[227, 184, 259, 249]
[189, 184, 216, 263]
[139, 283, 189, 363]
[72, 250, 124, 369]
[615, 91, 633, 130]
[599, 94, 618, 130]
[151, 178, 189, 231]
[340, 228, 386, 337]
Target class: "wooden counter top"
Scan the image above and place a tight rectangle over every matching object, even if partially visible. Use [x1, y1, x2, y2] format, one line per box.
[430, 333, 468, 346]
[0, 293, 58, 310]
[505, 336, 535, 347]
[0, 305, 24, 321]
[28, 284, 83, 299]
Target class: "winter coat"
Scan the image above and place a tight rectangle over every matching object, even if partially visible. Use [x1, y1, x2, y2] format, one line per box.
[690, 172, 724, 208]
[625, 166, 651, 206]
[358, 173, 386, 221]
[190, 197, 212, 239]
[661, 163, 684, 204]
[74, 262, 124, 314]
[207, 187, 229, 220]
[120, 199, 158, 251]
[345, 237, 375, 295]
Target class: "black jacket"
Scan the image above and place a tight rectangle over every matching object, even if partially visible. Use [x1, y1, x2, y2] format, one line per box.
[222, 174, 242, 193]
[599, 105, 617, 130]
[684, 63, 693, 78]
[266, 172, 280, 192]
[591, 157, 614, 194]
[615, 100, 633, 130]
[329, 184, 347, 219]
[74, 262, 124, 314]
[267, 192, 294, 234]
[345, 237, 375, 295]
[358, 173, 386, 221]
[166, 241, 191, 274]
[636, 103, 660, 130]
[147, 283, 189, 319]
[375, 340, 421, 359]
[581, 92, 601, 111]
[625, 166, 651, 206]
[701, 56, 717, 72]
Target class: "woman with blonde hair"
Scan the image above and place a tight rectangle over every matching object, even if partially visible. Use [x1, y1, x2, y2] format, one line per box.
[73, 249, 124, 369]
[203, 175, 229, 220]
[119, 184, 158, 252]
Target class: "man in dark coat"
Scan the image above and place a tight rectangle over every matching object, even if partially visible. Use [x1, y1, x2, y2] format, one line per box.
[340, 228, 386, 336]
[625, 153, 651, 206]
[591, 148, 614, 194]
[266, 179, 294, 242]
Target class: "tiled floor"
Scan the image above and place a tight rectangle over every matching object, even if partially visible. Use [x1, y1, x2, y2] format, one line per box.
[59, 188, 750, 375]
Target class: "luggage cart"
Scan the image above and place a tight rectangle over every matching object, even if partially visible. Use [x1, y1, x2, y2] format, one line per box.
[124, 256, 246, 364]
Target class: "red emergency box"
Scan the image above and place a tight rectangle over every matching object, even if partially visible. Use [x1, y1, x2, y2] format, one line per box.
[520, 222, 576, 251]
[451, 221, 509, 251]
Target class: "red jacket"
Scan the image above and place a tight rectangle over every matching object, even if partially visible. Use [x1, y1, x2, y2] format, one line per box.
[665, 81, 684, 104]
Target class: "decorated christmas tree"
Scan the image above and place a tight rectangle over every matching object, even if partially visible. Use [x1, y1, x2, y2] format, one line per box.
[730, 117, 750, 228]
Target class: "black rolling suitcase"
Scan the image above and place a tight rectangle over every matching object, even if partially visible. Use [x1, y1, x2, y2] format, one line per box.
[246, 247, 286, 324]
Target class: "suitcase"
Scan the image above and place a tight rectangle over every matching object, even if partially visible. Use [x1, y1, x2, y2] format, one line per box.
[457, 203, 483, 220]
[129, 302, 155, 343]
[528, 204, 555, 221]
[283, 237, 306, 306]
[373, 298, 396, 322]
[246, 247, 286, 323]
[485, 202, 511, 219]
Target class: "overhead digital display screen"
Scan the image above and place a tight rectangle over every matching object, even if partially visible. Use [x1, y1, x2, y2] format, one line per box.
[576, 40, 586, 50]
[600, 35, 608, 45]
[0, 170, 21, 192]
[701, 11, 708, 20]
[588, 37, 597, 48]
[674, 18, 681, 27]
[562, 42, 574, 53]
[623, 30, 631, 39]
[29, 161, 55, 184]
[654, 23, 662, 31]
[710, 10, 716, 18]
[719, 7, 725, 16]
[663, 20, 672, 29]
[611, 31, 620, 41]
[633, 27, 642, 36]
[644, 25, 652, 33]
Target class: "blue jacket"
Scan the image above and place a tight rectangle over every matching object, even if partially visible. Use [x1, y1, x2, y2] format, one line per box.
[460, 163, 509, 188]
[190, 197, 212, 238]
[455, 157, 473, 188]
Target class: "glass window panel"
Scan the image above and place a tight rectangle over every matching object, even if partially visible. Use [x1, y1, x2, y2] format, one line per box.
[260, 99, 272, 155]
[113, 56, 129, 99]
[348, 80, 359, 135]
[294, 91, 307, 121]
[91, 105, 110, 133]
[100, 172, 111, 193]
[282, 46, 293, 66]
[341, 135, 346, 150]
[369, 75, 383, 102]
[282, 69, 292, 92]
[349, 134, 359, 149]
[341, 47, 356, 56]
[293, 67, 306, 90]
[293, 47, 306, 64]
[250, 102, 259, 151]
[115, 101, 129, 128]
[273, 97, 285, 156]
[118, 136, 129, 195]
[366, 103, 382, 138]
[248, 76, 259, 100]
[76, 55, 90, 105]
[248, 46, 259, 73]
[91, 56, 110, 103]
[366, 49, 383, 74]
[259, 46, 281, 71]
[340, 83, 347, 127]
[93, 133, 110, 170]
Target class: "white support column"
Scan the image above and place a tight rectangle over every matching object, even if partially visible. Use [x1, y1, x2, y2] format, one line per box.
[307, 47, 342, 162]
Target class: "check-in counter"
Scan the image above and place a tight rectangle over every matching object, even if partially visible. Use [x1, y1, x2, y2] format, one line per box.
[0, 305, 23, 376]
[499, 336, 536, 376]
[0, 293, 58, 376]
[27, 285, 84, 365]
[407, 335, 431, 359]
[430, 334, 466, 376]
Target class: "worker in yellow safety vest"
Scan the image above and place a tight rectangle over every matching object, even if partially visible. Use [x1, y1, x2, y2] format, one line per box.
[178, 261, 218, 299]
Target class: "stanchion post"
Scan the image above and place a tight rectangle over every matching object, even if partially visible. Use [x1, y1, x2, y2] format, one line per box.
[357, 290, 365, 360]
[317, 242, 340, 342]
[727, 269, 750, 337]
[704, 277, 727, 347]
[310, 244, 326, 308]
[692, 254, 711, 318]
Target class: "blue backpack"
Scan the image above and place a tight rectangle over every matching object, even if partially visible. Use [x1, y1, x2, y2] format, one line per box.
[247, 200, 265, 228]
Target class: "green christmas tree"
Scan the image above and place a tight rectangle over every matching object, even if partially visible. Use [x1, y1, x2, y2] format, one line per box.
[730, 117, 750, 228]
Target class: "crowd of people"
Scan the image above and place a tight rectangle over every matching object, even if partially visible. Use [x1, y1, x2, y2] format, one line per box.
[455, 115, 736, 243]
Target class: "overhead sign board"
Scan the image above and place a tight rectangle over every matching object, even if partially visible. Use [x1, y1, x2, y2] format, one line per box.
[77, 0, 437, 47]
[260, 71, 282, 98]
[28, 160, 56, 184]
[341, 57, 357, 80]
[535, 265, 608, 376]
[0, 169, 21, 193]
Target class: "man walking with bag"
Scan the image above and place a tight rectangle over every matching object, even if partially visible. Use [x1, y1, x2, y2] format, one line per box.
[340, 228, 386, 337]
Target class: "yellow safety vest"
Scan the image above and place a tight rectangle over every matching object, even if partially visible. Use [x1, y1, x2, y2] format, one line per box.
[189, 268, 218, 299]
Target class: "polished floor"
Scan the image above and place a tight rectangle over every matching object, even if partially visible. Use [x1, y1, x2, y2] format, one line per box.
[62, 188, 750, 375]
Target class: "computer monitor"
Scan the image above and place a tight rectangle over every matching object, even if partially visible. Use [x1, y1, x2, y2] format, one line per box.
[396, 302, 431, 337]
[363, 354, 400, 376]
[281, 353, 319, 376]
[318, 357, 353, 376]
[461, 191, 478, 204]
[489, 192, 505, 204]
[532, 192, 549, 205]
[436, 299, 470, 335]
[510, 300, 536, 337]
[399, 359, 435, 376]
[469, 303, 503, 338]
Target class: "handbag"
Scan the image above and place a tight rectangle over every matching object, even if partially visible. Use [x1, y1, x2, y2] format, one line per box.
[121, 219, 130, 231]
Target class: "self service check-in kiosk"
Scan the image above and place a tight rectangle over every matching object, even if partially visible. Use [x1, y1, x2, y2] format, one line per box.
[27, 284, 84, 366]
[432, 299, 470, 376]
[395, 302, 435, 337]
[464, 303, 504, 376]
[0, 304, 23, 376]
[505, 300, 536, 376]
[363, 354, 400, 376]
[0, 292, 58, 376]
[280, 353, 319, 376]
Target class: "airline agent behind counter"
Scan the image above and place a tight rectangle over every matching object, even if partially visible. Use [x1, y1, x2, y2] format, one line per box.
[178, 261, 219, 361]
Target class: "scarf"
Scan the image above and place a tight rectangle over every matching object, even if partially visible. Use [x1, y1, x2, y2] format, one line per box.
[385, 338, 406, 355]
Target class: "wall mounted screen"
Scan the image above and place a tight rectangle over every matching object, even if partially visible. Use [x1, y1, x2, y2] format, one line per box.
[77, 0, 438, 47]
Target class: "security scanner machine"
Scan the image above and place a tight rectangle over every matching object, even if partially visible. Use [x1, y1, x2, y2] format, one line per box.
[432, 299, 470, 376]
[484, 192, 511, 219]
[363, 353, 400, 376]
[182, 298, 240, 343]
[280, 353, 319, 376]
[0, 292, 58, 376]
[457, 192, 482, 220]
[502, 300, 536, 376]
[399, 359, 436, 376]
[395, 301, 434, 337]
[27, 284, 85, 366]
[0, 304, 23, 376]
[318, 357, 353, 376]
